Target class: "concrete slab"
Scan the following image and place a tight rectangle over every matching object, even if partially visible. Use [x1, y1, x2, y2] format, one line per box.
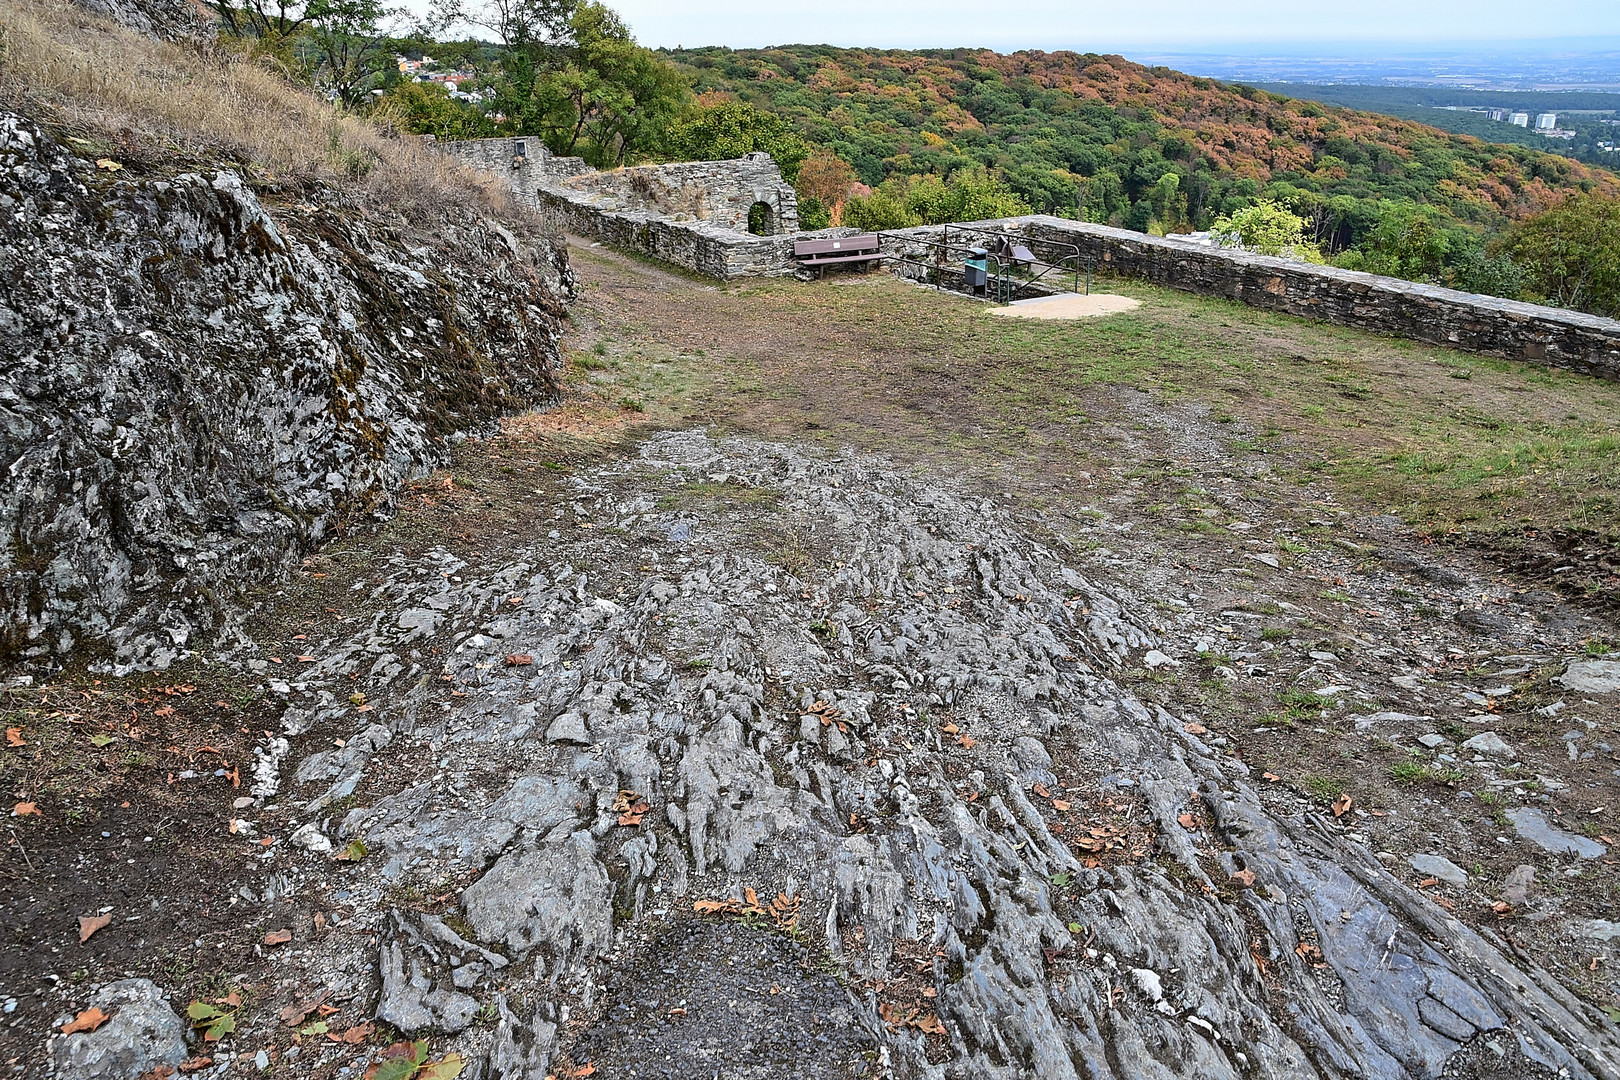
[990, 293, 1142, 320]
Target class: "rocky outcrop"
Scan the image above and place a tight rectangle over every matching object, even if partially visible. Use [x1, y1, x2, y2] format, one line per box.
[70, 0, 214, 42]
[0, 111, 571, 668]
[254, 431, 1618, 1080]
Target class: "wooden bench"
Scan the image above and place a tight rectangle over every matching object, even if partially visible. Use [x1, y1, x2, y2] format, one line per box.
[793, 234, 882, 278]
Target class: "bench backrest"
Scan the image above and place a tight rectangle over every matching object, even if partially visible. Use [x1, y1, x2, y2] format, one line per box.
[794, 234, 881, 257]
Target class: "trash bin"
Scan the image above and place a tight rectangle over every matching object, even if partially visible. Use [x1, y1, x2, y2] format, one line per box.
[963, 247, 988, 291]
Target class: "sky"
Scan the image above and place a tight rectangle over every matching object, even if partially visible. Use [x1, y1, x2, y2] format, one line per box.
[570, 1, 1616, 52]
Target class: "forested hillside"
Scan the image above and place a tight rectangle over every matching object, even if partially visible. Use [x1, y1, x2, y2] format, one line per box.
[665, 46, 1619, 282]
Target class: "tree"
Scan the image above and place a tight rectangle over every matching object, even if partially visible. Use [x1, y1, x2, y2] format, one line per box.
[493, 2, 687, 167]
[1499, 193, 1620, 317]
[796, 149, 860, 227]
[379, 80, 495, 139]
[663, 101, 809, 182]
[305, 0, 405, 107]
[1210, 200, 1323, 262]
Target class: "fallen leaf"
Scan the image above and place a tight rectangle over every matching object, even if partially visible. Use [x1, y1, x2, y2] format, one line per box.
[1184, 722, 1208, 735]
[1331, 793, 1353, 818]
[1032, 783, 1052, 799]
[61, 1007, 111, 1034]
[616, 812, 643, 826]
[956, 735, 976, 749]
[280, 992, 328, 1026]
[1262, 771, 1281, 782]
[334, 839, 368, 862]
[1177, 813, 1197, 829]
[5, 727, 22, 747]
[263, 929, 292, 946]
[573, 1066, 596, 1078]
[327, 1022, 372, 1044]
[914, 1014, 946, 1035]
[1491, 901, 1513, 915]
[78, 914, 112, 942]
[941, 722, 959, 735]
[12, 801, 40, 817]
[667, 1007, 686, 1016]
[745, 886, 760, 908]
[1051, 799, 1071, 812]
[504, 654, 534, 666]
[177, 1059, 213, 1074]
[258, 837, 275, 848]
[1418, 877, 1439, 889]
[1230, 869, 1256, 887]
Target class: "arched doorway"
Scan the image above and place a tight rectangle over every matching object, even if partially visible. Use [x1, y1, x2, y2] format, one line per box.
[747, 201, 776, 235]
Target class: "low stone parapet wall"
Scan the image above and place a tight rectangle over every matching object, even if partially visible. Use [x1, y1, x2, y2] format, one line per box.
[890, 216, 1620, 379]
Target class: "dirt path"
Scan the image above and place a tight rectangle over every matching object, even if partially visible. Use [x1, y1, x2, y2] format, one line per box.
[6, 242, 1620, 1080]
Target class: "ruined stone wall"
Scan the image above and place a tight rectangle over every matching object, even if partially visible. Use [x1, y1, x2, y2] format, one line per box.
[442, 141, 797, 234]
[553, 153, 799, 233]
[532, 185, 799, 278]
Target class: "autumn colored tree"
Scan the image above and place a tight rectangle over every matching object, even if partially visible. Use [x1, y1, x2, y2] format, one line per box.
[796, 149, 860, 229]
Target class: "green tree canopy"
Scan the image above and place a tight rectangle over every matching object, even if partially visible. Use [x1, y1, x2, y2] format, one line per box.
[1500, 193, 1620, 317]
[663, 101, 809, 182]
[1211, 201, 1323, 263]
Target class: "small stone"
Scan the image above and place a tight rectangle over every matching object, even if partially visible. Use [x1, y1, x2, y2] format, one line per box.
[1505, 808, 1607, 858]
[545, 712, 591, 745]
[1502, 864, 1535, 906]
[1308, 651, 1338, 662]
[1416, 733, 1447, 749]
[1143, 650, 1178, 669]
[49, 979, 185, 1080]
[1556, 661, 1620, 694]
[1460, 732, 1513, 757]
[1407, 854, 1467, 888]
[1246, 553, 1280, 569]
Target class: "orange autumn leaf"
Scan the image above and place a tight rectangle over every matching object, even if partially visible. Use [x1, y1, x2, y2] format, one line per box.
[78, 914, 112, 942]
[1230, 869, 1256, 887]
[1177, 813, 1197, 829]
[5, 727, 23, 747]
[327, 1022, 372, 1044]
[13, 801, 41, 817]
[263, 929, 292, 946]
[1331, 794, 1353, 818]
[62, 1007, 111, 1034]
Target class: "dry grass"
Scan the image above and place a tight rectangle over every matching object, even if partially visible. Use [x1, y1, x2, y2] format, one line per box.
[0, 0, 526, 224]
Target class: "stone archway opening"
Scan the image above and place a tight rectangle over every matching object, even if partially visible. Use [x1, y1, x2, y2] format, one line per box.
[747, 201, 775, 236]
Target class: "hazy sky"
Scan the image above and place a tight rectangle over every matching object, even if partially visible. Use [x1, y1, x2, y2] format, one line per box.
[584, 1, 1615, 51]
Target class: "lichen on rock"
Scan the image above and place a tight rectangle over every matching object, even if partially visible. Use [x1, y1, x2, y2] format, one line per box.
[0, 110, 571, 669]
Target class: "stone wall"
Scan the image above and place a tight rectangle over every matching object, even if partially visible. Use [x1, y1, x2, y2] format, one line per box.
[442, 140, 806, 279]
[555, 153, 799, 234]
[885, 216, 1620, 380]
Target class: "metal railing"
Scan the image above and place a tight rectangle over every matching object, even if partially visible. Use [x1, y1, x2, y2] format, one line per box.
[876, 225, 1092, 302]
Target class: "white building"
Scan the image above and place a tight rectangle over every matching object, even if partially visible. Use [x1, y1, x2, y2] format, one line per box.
[1510, 112, 1530, 127]
[1536, 113, 1558, 130]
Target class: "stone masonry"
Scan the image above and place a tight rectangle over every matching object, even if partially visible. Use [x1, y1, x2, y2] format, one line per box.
[444, 138, 1620, 379]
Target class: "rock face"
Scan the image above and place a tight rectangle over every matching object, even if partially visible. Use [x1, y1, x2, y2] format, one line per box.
[0, 111, 570, 668]
[70, 0, 213, 41]
[49, 979, 186, 1080]
[261, 431, 1619, 1080]
[1556, 659, 1620, 694]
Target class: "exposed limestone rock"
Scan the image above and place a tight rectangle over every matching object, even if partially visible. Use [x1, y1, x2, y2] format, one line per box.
[48, 979, 185, 1080]
[260, 431, 1620, 1080]
[0, 111, 570, 668]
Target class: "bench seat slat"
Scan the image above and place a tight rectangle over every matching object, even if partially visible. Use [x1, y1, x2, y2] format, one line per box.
[796, 252, 882, 265]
